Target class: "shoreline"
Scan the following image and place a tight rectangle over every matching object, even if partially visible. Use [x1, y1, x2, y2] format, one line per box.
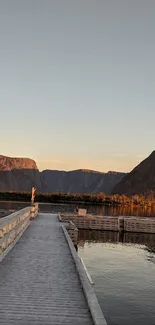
[0, 192, 154, 208]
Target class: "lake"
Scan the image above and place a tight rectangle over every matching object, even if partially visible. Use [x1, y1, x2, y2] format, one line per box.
[78, 230, 155, 325]
[1, 200, 155, 217]
[1, 201, 155, 324]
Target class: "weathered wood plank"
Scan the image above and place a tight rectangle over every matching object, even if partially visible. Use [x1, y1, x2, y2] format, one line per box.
[0, 214, 93, 325]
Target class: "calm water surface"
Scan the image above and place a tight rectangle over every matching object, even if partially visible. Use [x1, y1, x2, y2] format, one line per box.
[78, 230, 155, 325]
[1, 200, 155, 217]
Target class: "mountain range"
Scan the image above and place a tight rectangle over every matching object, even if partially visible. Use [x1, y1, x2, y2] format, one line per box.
[41, 169, 125, 194]
[0, 155, 125, 194]
[1, 151, 155, 196]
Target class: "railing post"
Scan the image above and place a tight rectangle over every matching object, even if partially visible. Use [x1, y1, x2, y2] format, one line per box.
[30, 203, 39, 219]
[118, 216, 124, 233]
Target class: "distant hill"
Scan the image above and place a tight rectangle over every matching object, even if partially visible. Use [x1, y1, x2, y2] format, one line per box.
[41, 169, 126, 194]
[112, 151, 155, 195]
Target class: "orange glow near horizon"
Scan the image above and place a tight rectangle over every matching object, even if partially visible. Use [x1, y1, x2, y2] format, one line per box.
[37, 155, 145, 173]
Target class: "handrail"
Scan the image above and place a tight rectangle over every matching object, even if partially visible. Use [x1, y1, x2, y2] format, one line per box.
[0, 204, 39, 262]
[0, 207, 31, 229]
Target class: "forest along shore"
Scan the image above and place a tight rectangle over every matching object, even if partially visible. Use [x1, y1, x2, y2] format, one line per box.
[0, 191, 155, 207]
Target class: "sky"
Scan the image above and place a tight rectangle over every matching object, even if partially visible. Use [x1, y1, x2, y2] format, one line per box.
[0, 0, 155, 172]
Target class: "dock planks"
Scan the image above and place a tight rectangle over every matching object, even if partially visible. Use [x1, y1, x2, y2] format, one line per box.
[0, 214, 93, 325]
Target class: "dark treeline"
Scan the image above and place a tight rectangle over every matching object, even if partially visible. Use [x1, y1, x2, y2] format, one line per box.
[0, 191, 155, 207]
[0, 191, 117, 205]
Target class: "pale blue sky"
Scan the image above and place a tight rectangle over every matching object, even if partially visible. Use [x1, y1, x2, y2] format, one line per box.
[0, 0, 155, 172]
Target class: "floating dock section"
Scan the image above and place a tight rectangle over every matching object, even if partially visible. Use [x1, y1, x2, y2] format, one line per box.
[60, 213, 155, 234]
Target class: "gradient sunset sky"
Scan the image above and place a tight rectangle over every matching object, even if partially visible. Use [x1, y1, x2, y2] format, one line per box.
[1, 1, 155, 172]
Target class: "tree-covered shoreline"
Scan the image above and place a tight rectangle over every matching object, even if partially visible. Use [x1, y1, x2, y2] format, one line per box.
[0, 191, 155, 207]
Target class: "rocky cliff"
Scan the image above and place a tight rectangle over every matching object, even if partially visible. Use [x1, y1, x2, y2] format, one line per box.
[0, 155, 42, 191]
[112, 151, 155, 195]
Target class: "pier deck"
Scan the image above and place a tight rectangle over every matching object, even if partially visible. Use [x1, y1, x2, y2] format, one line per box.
[0, 214, 94, 325]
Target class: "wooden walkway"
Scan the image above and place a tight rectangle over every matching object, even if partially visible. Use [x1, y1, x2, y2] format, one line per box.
[0, 214, 93, 325]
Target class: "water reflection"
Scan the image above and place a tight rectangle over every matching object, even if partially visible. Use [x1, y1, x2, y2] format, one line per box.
[78, 230, 155, 325]
[78, 229, 155, 253]
[1, 200, 155, 217]
[89, 205, 155, 217]
[0, 201, 29, 212]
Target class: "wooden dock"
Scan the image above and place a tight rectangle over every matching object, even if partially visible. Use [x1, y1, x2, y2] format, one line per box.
[61, 212, 155, 233]
[0, 211, 107, 325]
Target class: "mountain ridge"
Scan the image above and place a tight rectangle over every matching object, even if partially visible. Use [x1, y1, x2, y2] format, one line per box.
[112, 150, 155, 195]
[40, 169, 126, 194]
[0, 155, 126, 194]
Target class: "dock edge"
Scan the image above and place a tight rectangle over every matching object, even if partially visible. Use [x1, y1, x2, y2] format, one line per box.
[62, 223, 108, 325]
